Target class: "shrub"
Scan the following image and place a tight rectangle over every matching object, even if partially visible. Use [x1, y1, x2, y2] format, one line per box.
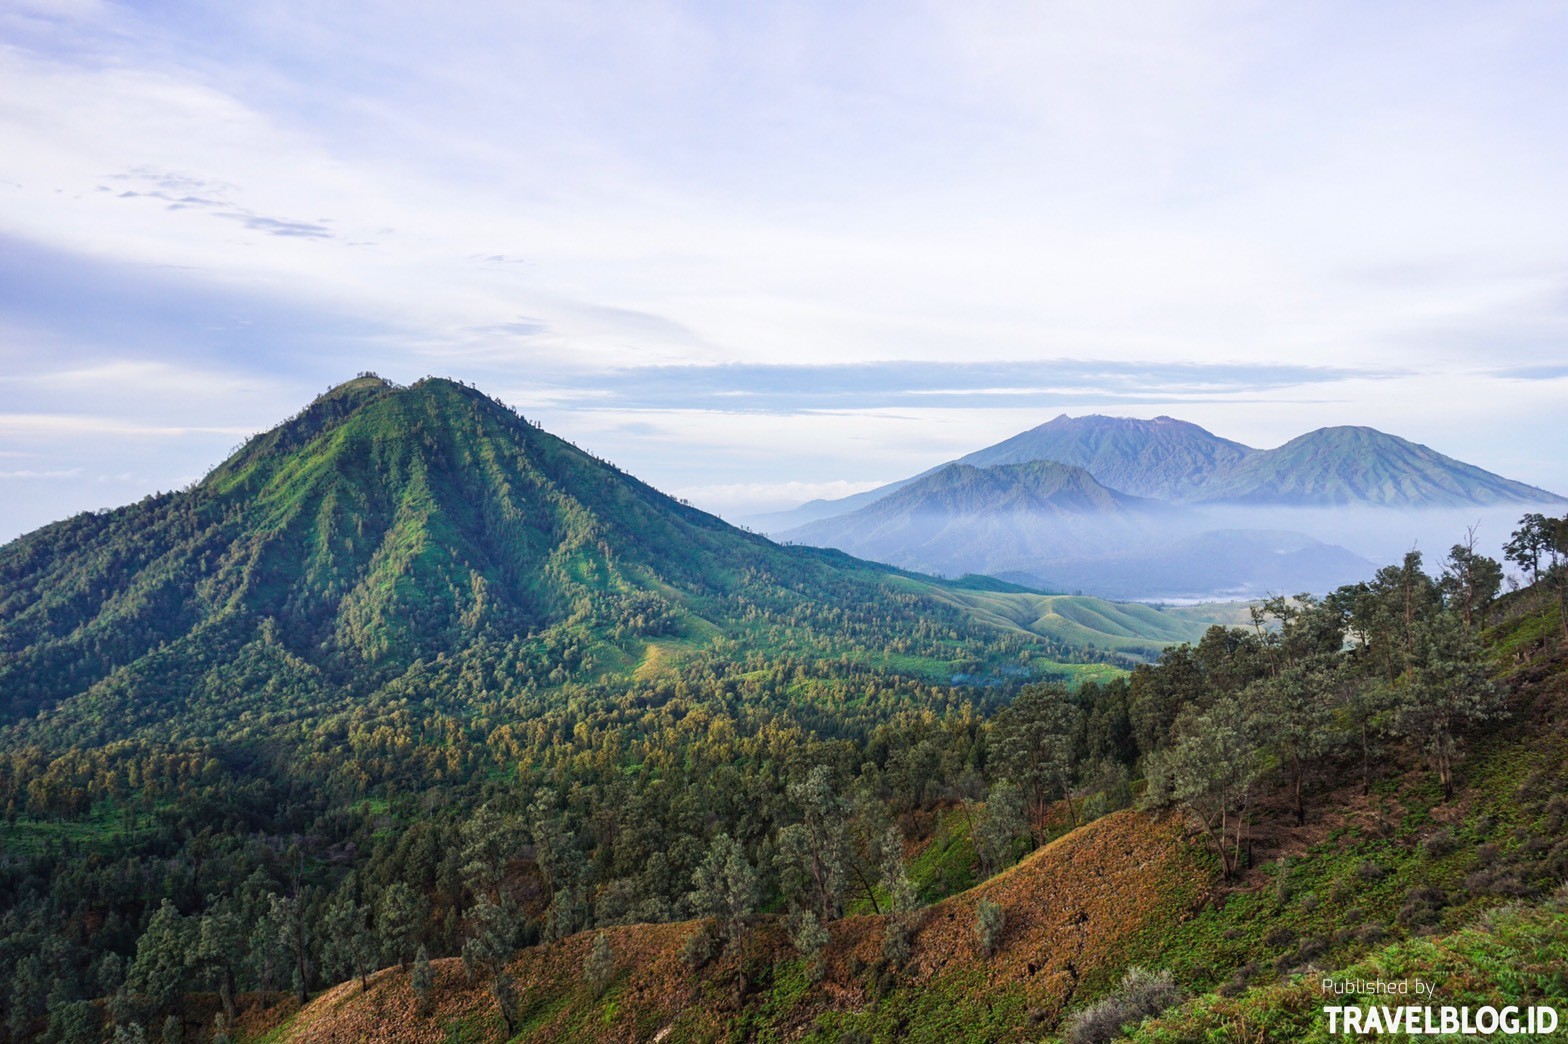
[789, 909, 831, 982]
[882, 918, 912, 968]
[1397, 886, 1445, 929]
[1263, 926, 1296, 949]
[974, 900, 1005, 957]
[583, 931, 613, 994]
[681, 923, 720, 971]
[1062, 967, 1183, 1044]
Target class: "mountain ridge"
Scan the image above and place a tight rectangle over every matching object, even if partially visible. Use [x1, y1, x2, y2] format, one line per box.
[755, 414, 1564, 535]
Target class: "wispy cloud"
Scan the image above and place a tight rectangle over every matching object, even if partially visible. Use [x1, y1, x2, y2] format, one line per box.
[503, 359, 1401, 414]
[0, 467, 82, 479]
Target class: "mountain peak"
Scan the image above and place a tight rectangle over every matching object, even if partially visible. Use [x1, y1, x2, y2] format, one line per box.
[957, 413, 1255, 500]
[1198, 425, 1565, 507]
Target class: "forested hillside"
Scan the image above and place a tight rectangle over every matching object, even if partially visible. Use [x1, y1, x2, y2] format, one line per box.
[258, 519, 1568, 1044]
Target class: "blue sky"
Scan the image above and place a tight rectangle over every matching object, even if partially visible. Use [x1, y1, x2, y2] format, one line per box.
[3, 0, 1567, 539]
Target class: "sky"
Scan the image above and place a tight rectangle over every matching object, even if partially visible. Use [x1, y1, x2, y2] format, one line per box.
[2, 0, 1567, 542]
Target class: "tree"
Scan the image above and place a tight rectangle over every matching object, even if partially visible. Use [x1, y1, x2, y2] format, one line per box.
[878, 826, 918, 968]
[492, 970, 520, 1036]
[322, 888, 376, 992]
[1392, 613, 1505, 800]
[686, 833, 757, 947]
[460, 895, 515, 983]
[462, 896, 520, 1032]
[1440, 530, 1503, 633]
[128, 900, 190, 1015]
[459, 804, 521, 903]
[410, 945, 435, 1015]
[1354, 552, 1442, 682]
[1504, 513, 1556, 583]
[787, 909, 831, 982]
[1249, 663, 1335, 826]
[251, 893, 312, 1004]
[971, 781, 1028, 876]
[776, 766, 850, 923]
[991, 684, 1083, 841]
[190, 901, 244, 1020]
[1147, 696, 1264, 879]
[1326, 661, 1390, 796]
[376, 881, 424, 972]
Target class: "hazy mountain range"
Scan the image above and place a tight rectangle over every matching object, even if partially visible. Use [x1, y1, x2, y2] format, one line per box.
[756, 414, 1564, 601]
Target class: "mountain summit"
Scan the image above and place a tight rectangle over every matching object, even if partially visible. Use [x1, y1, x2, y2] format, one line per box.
[951, 414, 1256, 501]
[1189, 425, 1564, 507]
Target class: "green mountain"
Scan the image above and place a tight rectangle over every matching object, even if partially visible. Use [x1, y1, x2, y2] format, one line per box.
[0, 377, 1215, 746]
[1191, 425, 1566, 506]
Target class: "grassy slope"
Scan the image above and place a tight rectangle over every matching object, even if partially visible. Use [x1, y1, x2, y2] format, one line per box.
[902, 579, 1241, 661]
[1130, 896, 1568, 1042]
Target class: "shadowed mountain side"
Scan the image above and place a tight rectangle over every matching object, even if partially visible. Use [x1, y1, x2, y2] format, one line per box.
[777, 459, 1375, 600]
[748, 414, 1244, 531]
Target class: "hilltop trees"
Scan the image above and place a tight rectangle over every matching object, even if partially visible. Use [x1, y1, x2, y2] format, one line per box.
[687, 834, 758, 948]
[1442, 530, 1504, 633]
[1504, 513, 1559, 583]
[1145, 696, 1265, 879]
[1391, 613, 1503, 800]
[990, 684, 1084, 839]
[1505, 512, 1568, 639]
[1131, 536, 1516, 878]
[776, 766, 851, 924]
